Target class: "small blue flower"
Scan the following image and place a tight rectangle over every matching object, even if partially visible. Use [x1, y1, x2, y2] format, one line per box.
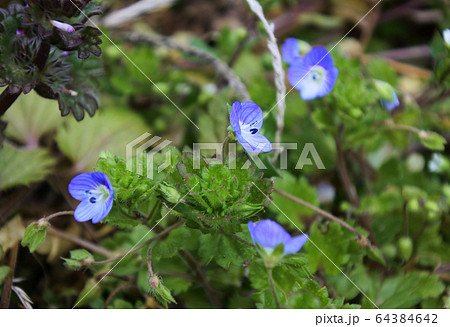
[248, 219, 308, 255]
[443, 28, 450, 47]
[68, 172, 114, 224]
[288, 46, 339, 100]
[381, 90, 400, 111]
[282, 38, 301, 65]
[230, 100, 272, 153]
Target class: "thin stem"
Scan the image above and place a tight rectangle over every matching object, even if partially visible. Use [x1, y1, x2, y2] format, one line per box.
[219, 131, 232, 162]
[104, 279, 134, 309]
[38, 210, 74, 225]
[273, 188, 364, 240]
[219, 227, 255, 248]
[48, 227, 115, 259]
[267, 268, 280, 309]
[0, 243, 19, 308]
[178, 249, 221, 307]
[91, 221, 184, 266]
[384, 122, 422, 134]
[335, 128, 359, 208]
[147, 245, 155, 278]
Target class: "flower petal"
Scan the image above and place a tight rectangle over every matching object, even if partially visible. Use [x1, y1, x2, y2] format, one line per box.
[74, 199, 107, 223]
[230, 101, 241, 135]
[253, 220, 291, 249]
[236, 133, 272, 153]
[239, 101, 263, 130]
[382, 91, 399, 111]
[283, 234, 308, 254]
[248, 221, 256, 245]
[68, 173, 101, 201]
[91, 172, 113, 193]
[282, 38, 300, 64]
[304, 46, 335, 71]
[288, 59, 338, 100]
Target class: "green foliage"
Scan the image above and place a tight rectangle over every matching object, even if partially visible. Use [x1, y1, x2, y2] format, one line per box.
[172, 153, 273, 227]
[2, 0, 449, 310]
[63, 249, 95, 270]
[198, 231, 255, 268]
[21, 221, 48, 253]
[305, 222, 359, 275]
[95, 152, 159, 221]
[0, 265, 10, 286]
[56, 106, 150, 171]
[271, 171, 318, 226]
[3, 92, 63, 144]
[0, 143, 55, 190]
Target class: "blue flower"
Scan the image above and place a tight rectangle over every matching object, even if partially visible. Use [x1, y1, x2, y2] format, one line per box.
[288, 46, 339, 100]
[230, 100, 272, 153]
[248, 219, 308, 255]
[443, 28, 450, 47]
[282, 38, 301, 65]
[68, 172, 114, 224]
[381, 90, 400, 111]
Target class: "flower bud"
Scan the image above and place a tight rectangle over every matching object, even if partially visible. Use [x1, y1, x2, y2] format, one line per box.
[50, 20, 75, 33]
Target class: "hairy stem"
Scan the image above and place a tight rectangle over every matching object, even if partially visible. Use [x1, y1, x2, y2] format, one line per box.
[273, 188, 364, 240]
[38, 210, 74, 225]
[245, 0, 287, 160]
[92, 221, 184, 266]
[219, 227, 255, 248]
[48, 227, 115, 259]
[267, 268, 280, 308]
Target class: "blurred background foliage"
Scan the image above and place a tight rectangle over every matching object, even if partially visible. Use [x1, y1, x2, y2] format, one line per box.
[0, 0, 449, 308]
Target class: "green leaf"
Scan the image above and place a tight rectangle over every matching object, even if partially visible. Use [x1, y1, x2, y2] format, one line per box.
[152, 227, 200, 260]
[0, 265, 10, 286]
[366, 246, 386, 265]
[305, 222, 355, 275]
[377, 272, 445, 308]
[289, 279, 331, 309]
[62, 249, 95, 270]
[74, 278, 102, 307]
[198, 232, 255, 268]
[56, 106, 150, 171]
[3, 92, 63, 144]
[21, 222, 49, 253]
[419, 131, 447, 151]
[0, 144, 55, 190]
[271, 171, 319, 226]
[94, 153, 160, 221]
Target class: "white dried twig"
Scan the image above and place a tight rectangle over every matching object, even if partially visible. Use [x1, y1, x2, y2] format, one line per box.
[245, 0, 286, 159]
[102, 0, 176, 28]
[11, 285, 33, 309]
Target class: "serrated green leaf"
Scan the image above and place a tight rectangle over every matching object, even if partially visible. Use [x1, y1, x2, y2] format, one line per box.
[21, 222, 48, 253]
[62, 249, 94, 270]
[56, 106, 150, 171]
[305, 222, 355, 275]
[4, 92, 63, 144]
[0, 144, 55, 190]
[198, 232, 255, 268]
[272, 171, 318, 226]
